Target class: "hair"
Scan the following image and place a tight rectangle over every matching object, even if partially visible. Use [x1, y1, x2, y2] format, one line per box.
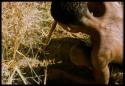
[51, 2, 88, 25]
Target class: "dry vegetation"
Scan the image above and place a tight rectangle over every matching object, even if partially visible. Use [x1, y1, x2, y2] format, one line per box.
[2, 2, 123, 85]
[2, 2, 90, 85]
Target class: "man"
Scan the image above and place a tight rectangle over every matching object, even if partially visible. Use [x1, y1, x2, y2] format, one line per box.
[51, 2, 123, 84]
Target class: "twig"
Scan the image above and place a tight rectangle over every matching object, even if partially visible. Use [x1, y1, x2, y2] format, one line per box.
[15, 66, 28, 85]
[43, 66, 47, 85]
[42, 20, 57, 51]
[7, 67, 16, 84]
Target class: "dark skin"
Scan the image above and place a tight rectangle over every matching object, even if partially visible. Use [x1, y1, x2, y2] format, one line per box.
[51, 2, 123, 84]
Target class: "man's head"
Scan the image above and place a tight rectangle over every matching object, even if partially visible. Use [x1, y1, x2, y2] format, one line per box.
[51, 2, 88, 26]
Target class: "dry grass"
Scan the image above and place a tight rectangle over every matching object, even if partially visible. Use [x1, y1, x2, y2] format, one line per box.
[2, 2, 52, 85]
[2, 2, 89, 85]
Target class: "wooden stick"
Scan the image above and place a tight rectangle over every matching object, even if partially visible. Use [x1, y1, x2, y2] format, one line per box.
[42, 20, 57, 51]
